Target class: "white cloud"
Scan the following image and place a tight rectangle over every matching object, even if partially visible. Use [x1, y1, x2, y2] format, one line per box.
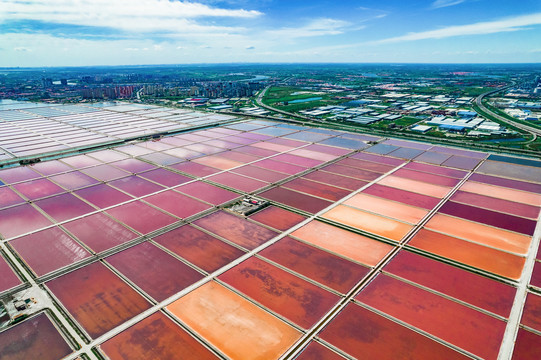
[431, 0, 467, 9]
[267, 18, 351, 38]
[0, 0, 261, 34]
[372, 12, 541, 44]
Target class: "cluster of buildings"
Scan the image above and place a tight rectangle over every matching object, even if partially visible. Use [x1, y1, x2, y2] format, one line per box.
[81, 85, 136, 100]
[189, 81, 263, 98]
[281, 88, 514, 137]
[423, 114, 506, 135]
[492, 98, 541, 122]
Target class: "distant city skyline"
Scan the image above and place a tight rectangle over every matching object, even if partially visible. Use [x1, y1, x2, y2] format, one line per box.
[1, 0, 540, 67]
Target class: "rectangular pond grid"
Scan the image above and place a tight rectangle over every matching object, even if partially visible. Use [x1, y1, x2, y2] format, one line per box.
[0, 112, 539, 360]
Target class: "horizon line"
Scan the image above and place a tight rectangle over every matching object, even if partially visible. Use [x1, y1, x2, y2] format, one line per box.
[1, 61, 541, 70]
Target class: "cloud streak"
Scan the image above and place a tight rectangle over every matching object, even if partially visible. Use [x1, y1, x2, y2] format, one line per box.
[372, 12, 541, 44]
[267, 18, 352, 38]
[0, 0, 261, 34]
[431, 0, 467, 9]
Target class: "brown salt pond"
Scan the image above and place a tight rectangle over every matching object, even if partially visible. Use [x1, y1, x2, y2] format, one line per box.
[100, 312, 219, 360]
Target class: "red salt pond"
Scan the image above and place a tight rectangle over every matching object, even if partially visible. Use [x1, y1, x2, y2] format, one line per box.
[10, 227, 91, 276]
[153, 225, 245, 273]
[249, 206, 307, 231]
[356, 274, 506, 359]
[0, 254, 22, 292]
[521, 292, 541, 333]
[109, 175, 164, 197]
[207, 172, 268, 192]
[30, 160, 72, 176]
[138, 168, 193, 187]
[13, 178, 65, 200]
[320, 163, 382, 181]
[106, 201, 177, 234]
[252, 159, 306, 175]
[219, 257, 340, 329]
[169, 161, 221, 177]
[384, 251, 515, 317]
[258, 187, 332, 214]
[438, 201, 537, 235]
[511, 329, 541, 360]
[281, 177, 351, 201]
[362, 183, 441, 210]
[63, 212, 138, 253]
[302, 170, 368, 191]
[175, 181, 240, 205]
[232, 165, 290, 183]
[404, 161, 468, 178]
[35, 193, 95, 222]
[424, 213, 532, 255]
[391, 168, 461, 187]
[49, 171, 100, 190]
[0, 203, 53, 239]
[0, 187, 25, 208]
[260, 237, 370, 294]
[0, 166, 43, 183]
[144, 190, 211, 219]
[74, 184, 132, 209]
[110, 158, 157, 173]
[106, 242, 203, 302]
[194, 211, 277, 250]
[46, 262, 151, 339]
[319, 303, 471, 360]
[451, 190, 540, 220]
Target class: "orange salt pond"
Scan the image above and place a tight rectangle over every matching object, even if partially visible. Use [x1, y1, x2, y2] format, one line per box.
[192, 155, 243, 170]
[425, 213, 532, 255]
[167, 281, 301, 360]
[460, 181, 541, 206]
[408, 229, 526, 280]
[377, 175, 451, 198]
[323, 205, 413, 242]
[344, 193, 429, 224]
[291, 220, 393, 267]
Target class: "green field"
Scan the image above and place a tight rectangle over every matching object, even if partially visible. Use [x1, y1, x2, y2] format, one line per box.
[262, 87, 320, 104]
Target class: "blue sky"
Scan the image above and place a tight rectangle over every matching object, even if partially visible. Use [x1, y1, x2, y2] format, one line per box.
[1, 0, 540, 66]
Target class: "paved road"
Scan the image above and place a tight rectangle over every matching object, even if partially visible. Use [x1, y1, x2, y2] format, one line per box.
[475, 85, 540, 141]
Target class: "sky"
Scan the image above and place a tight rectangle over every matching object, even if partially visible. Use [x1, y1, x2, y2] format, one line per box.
[1, 0, 540, 67]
